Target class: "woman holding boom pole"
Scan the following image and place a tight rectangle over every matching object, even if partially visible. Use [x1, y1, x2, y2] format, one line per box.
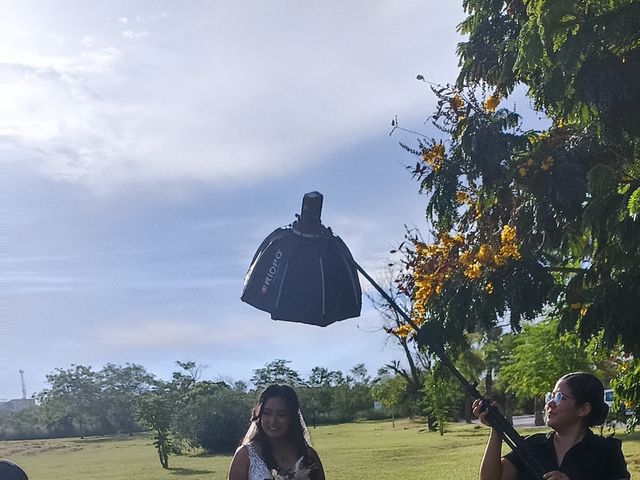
[473, 372, 630, 480]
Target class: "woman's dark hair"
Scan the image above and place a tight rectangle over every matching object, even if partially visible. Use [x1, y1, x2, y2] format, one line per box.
[561, 372, 609, 427]
[249, 384, 309, 470]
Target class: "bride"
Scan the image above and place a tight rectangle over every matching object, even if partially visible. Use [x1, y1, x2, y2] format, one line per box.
[227, 384, 326, 480]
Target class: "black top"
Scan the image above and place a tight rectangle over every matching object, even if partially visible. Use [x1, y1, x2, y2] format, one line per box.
[504, 429, 630, 480]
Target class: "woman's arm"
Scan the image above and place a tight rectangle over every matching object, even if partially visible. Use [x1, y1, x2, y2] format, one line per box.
[227, 445, 249, 480]
[308, 447, 326, 480]
[473, 400, 518, 480]
[479, 429, 518, 480]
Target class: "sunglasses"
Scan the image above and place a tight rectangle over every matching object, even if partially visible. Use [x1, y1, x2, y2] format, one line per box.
[545, 391, 575, 404]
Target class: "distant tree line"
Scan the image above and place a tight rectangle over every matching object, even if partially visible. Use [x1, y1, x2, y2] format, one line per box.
[0, 359, 409, 467]
[2, 324, 633, 469]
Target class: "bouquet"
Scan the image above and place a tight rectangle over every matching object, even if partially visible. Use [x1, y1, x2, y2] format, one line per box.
[271, 457, 313, 480]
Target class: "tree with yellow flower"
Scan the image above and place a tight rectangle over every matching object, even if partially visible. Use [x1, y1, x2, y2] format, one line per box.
[385, 0, 640, 430]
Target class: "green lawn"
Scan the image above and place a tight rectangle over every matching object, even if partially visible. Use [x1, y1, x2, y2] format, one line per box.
[3, 420, 640, 479]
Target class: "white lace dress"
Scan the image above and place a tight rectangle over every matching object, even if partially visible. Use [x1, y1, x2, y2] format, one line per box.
[246, 443, 273, 480]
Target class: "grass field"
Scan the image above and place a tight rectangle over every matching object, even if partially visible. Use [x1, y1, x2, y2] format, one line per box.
[3, 420, 639, 479]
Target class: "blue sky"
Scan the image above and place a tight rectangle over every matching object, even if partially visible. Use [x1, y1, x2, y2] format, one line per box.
[1, 1, 469, 399]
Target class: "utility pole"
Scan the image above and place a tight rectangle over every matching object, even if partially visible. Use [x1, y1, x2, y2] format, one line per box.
[19, 370, 26, 399]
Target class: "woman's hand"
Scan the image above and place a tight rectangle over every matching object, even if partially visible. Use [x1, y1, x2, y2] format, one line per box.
[472, 399, 498, 427]
[543, 471, 570, 480]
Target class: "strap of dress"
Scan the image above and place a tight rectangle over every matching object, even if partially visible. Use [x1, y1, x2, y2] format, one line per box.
[246, 443, 272, 480]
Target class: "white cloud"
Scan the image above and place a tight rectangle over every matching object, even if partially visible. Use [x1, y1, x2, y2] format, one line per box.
[121, 30, 148, 40]
[1, 1, 464, 191]
[96, 319, 257, 348]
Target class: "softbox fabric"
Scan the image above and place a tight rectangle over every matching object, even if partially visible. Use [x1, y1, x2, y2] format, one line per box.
[241, 226, 362, 327]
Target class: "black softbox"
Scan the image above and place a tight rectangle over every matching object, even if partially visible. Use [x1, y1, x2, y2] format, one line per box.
[241, 192, 362, 326]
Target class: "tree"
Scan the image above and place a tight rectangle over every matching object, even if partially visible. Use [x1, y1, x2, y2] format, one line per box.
[498, 319, 595, 425]
[171, 381, 252, 453]
[422, 365, 461, 436]
[250, 359, 303, 389]
[453, 334, 486, 422]
[99, 363, 154, 434]
[388, 1, 639, 399]
[610, 356, 640, 431]
[372, 371, 406, 427]
[135, 361, 206, 469]
[300, 367, 342, 426]
[346, 364, 374, 415]
[136, 381, 174, 469]
[38, 365, 101, 438]
[368, 264, 430, 416]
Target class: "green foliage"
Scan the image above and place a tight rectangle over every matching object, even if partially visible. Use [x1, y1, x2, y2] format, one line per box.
[250, 359, 304, 388]
[400, 0, 640, 359]
[610, 357, 640, 432]
[33, 363, 155, 439]
[37, 365, 102, 438]
[99, 363, 154, 434]
[498, 319, 594, 399]
[0, 406, 50, 440]
[136, 382, 174, 469]
[422, 365, 462, 435]
[172, 383, 251, 453]
[458, 0, 640, 136]
[371, 373, 406, 414]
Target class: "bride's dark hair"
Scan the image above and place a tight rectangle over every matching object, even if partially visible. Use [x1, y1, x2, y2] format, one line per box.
[248, 384, 310, 471]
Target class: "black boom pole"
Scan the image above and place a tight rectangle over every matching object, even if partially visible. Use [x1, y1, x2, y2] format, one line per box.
[357, 263, 549, 479]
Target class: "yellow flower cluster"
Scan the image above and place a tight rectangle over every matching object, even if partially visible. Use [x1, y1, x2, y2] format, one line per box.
[483, 94, 500, 113]
[499, 225, 521, 261]
[517, 155, 554, 177]
[450, 94, 464, 111]
[421, 143, 445, 173]
[403, 226, 522, 332]
[455, 191, 472, 205]
[464, 261, 482, 279]
[392, 323, 415, 338]
[458, 226, 521, 279]
[569, 303, 588, 316]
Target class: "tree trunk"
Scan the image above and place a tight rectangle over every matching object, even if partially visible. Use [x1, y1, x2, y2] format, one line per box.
[534, 396, 545, 426]
[464, 395, 472, 423]
[504, 393, 514, 424]
[484, 370, 493, 398]
[427, 414, 437, 431]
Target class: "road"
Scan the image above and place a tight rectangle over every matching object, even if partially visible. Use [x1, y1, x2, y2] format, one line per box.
[468, 414, 538, 427]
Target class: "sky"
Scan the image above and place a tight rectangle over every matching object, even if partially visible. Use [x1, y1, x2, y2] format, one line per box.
[1, 1, 470, 400]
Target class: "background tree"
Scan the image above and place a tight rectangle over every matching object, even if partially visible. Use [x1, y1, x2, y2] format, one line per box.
[422, 365, 461, 436]
[453, 334, 485, 422]
[99, 363, 154, 434]
[171, 381, 251, 453]
[299, 367, 343, 427]
[388, 0, 639, 428]
[38, 365, 101, 438]
[498, 319, 595, 425]
[372, 370, 407, 427]
[250, 359, 303, 389]
[369, 265, 428, 417]
[610, 357, 640, 432]
[136, 381, 174, 469]
[346, 364, 374, 416]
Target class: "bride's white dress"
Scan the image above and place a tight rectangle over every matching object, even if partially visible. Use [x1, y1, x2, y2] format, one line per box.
[246, 443, 272, 480]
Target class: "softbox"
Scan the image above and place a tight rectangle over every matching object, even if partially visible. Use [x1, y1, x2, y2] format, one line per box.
[241, 192, 362, 326]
